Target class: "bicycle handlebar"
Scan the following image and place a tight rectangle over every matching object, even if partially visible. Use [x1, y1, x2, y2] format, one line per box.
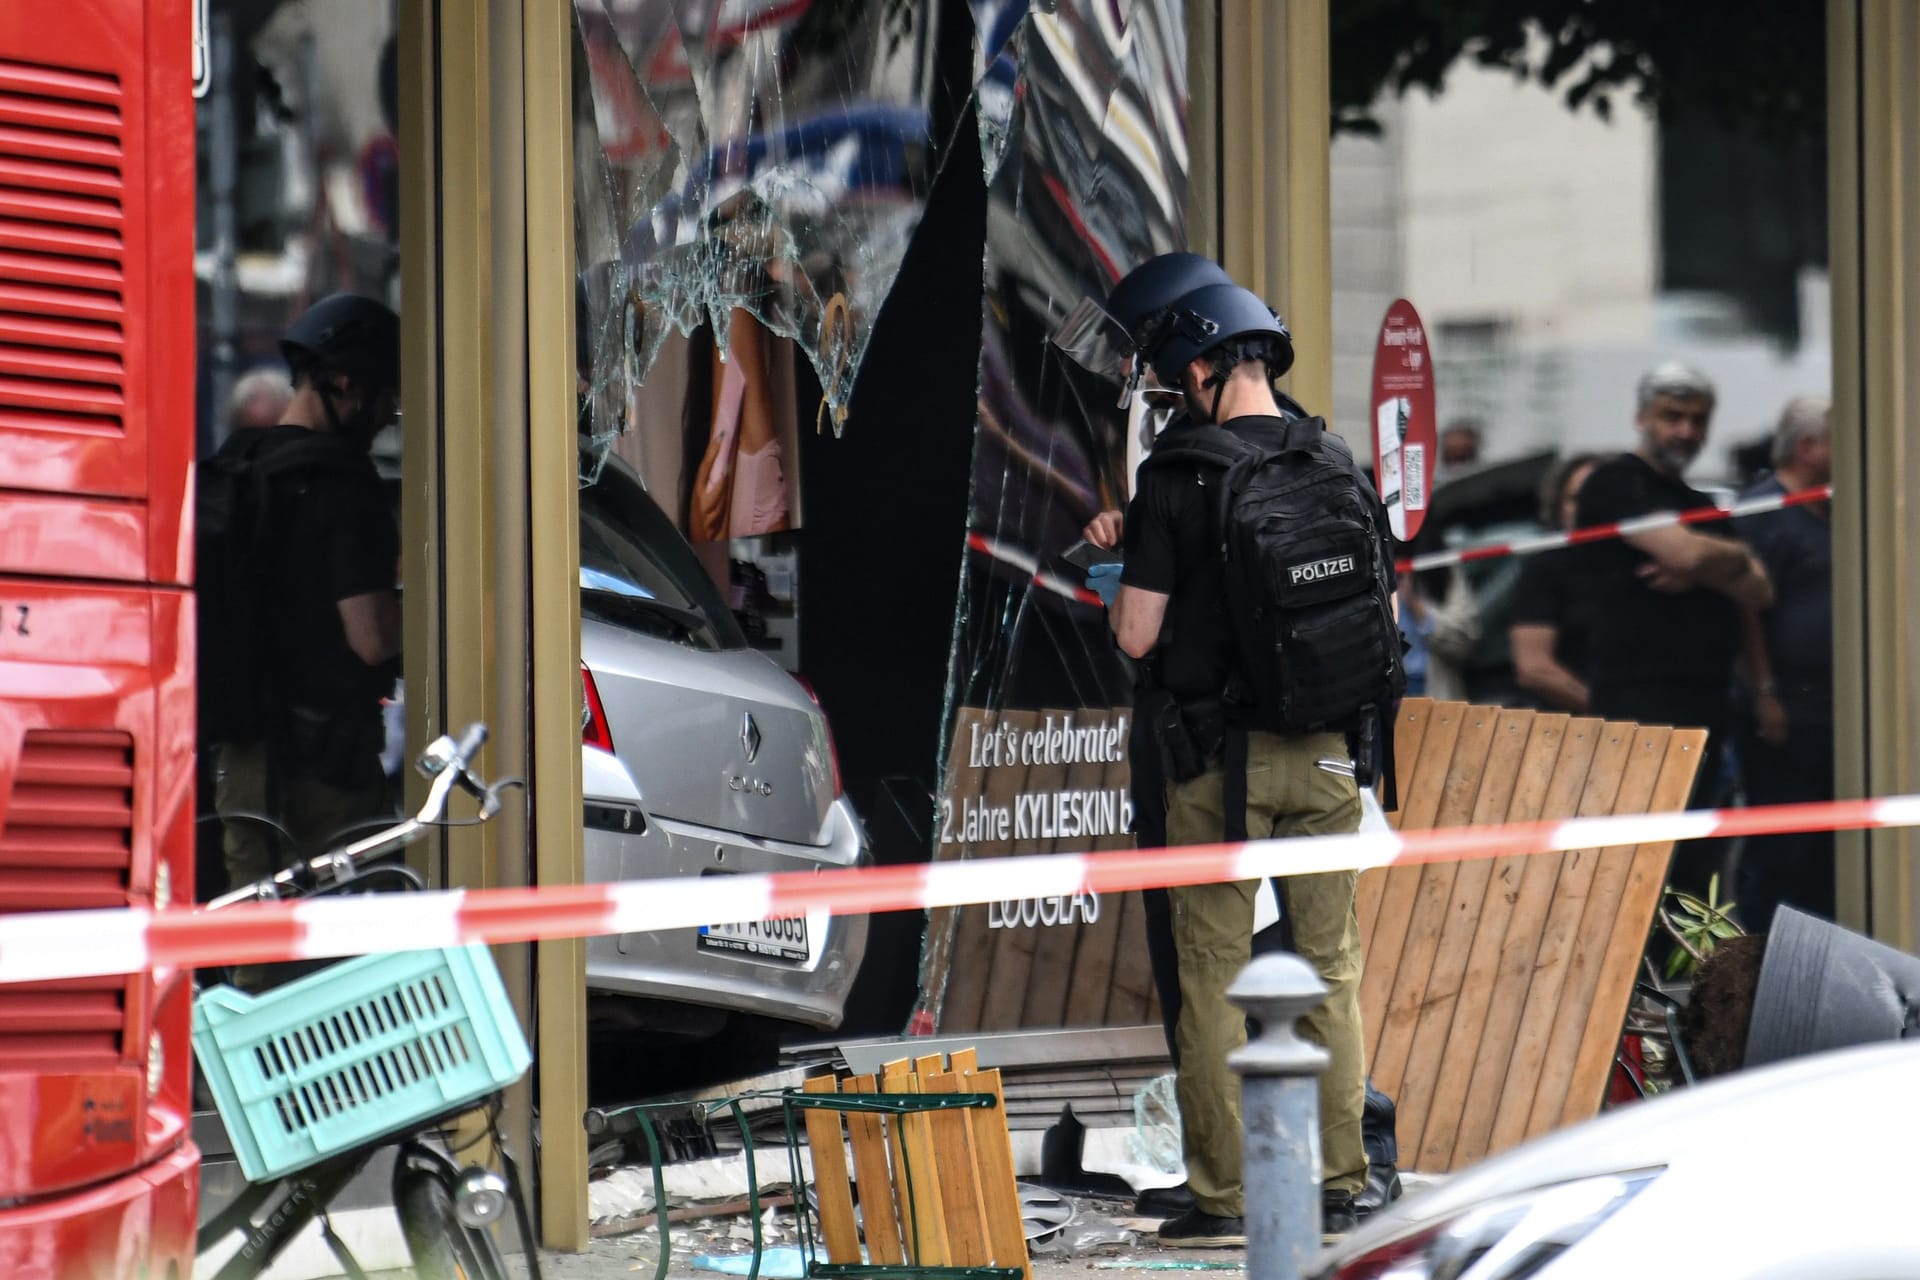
[206, 722, 509, 911]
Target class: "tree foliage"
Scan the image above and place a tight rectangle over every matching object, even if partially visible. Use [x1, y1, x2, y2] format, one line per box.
[1330, 0, 1826, 141]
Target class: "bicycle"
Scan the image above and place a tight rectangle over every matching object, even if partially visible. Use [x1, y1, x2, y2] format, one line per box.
[192, 724, 544, 1280]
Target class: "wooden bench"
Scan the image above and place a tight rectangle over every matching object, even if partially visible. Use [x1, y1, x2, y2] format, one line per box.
[1359, 698, 1708, 1173]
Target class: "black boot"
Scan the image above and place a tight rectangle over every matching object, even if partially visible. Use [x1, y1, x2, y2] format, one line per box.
[1136, 1182, 1196, 1219]
[1158, 1207, 1247, 1249]
[1322, 1190, 1359, 1242]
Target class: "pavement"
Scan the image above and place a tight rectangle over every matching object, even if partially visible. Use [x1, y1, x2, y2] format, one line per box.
[508, 1240, 1252, 1280]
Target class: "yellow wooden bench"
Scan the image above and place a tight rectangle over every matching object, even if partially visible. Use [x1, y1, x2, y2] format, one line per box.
[803, 1050, 1031, 1280]
[1359, 698, 1708, 1173]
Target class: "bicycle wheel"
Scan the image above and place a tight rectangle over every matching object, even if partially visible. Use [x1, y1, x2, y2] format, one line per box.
[394, 1165, 510, 1280]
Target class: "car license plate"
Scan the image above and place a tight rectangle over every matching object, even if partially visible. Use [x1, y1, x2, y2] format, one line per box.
[699, 914, 811, 963]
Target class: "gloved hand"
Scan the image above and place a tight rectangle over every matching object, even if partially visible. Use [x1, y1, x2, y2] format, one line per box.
[1085, 562, 1123, 607]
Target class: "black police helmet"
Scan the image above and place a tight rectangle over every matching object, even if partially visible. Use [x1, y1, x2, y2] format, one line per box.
[1144, 282, 1294, 388]
[1105, 252, 1232, 333]
[280, 293, 401, 395]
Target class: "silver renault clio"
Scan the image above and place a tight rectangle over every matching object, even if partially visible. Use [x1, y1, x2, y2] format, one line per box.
[576, 456, 868, 1034]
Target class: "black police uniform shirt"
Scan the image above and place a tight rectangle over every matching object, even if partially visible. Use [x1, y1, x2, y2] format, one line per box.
[254, 425, 400, 729]
[1573, 452, 1740, 729]
[1120, 415, 1391, 706]
[1736, 474, 1832, 728]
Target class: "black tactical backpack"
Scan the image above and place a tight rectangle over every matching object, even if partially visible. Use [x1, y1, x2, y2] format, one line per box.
[195, 429, 358, 746]
[1145, 414, 1405, 805]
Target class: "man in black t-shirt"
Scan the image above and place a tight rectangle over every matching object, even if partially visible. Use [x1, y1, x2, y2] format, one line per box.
[1099, 283, 1374, 1248]
[1575, 363, 1772, 887]
[206, 296, 402, 950]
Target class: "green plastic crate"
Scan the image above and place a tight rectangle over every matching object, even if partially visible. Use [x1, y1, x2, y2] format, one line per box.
[193, 944, 532, 1182]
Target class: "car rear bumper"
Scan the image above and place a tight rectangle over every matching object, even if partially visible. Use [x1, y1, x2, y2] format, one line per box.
[583, 795, 870, 1030]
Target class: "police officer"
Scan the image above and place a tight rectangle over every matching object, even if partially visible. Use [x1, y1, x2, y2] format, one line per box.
[204, 295, 402, 984]
[1086, 279, 1374, 1247]
[1079, 253, 1233, 1074]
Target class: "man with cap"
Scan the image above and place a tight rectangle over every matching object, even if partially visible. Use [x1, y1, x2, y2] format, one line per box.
[201, 294, 403, 967]
[1575, 362, 1772, 893]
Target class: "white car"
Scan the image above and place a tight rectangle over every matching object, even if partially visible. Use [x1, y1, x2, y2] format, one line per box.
[1313, 1041, 1920, 1279]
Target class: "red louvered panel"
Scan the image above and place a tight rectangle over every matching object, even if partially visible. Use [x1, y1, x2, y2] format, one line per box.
[0, 729, 133, 905]
[0, 278, 127, 323]
[0, 46, 142, 508]
[0, 154, 123, 202]
[0, 122, 123, 168]
[0, 250, 123, 297]
[0, 979, 124, 1067]
[0, 214, 121, 259]
[0, 59, 123, 106]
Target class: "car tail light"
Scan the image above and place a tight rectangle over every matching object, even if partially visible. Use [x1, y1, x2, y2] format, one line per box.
[582, 663, 614, 753]
[792, 673, 845, 798]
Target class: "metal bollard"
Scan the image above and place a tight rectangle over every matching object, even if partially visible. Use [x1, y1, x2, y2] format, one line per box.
[1228, 952, 1331, 1280]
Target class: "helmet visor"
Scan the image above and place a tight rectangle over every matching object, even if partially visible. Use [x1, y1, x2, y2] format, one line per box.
[1051, 295, 1138, 374]
[1055, 296, 1161, 408]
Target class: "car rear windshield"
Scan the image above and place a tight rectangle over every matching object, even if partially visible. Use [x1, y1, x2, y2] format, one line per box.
[580, 465, 749, 652]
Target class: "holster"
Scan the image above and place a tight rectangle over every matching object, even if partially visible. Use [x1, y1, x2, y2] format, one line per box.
[279, 704, 384, 790]
[1154, 697, 1226, 784]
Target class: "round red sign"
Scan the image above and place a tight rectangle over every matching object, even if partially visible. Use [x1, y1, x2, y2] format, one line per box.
[1368, 299, 1437, 543]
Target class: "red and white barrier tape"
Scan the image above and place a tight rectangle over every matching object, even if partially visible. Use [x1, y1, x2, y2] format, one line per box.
[1, 791, 1914, 985]
[1393, 483, 1832, 575]
[969, 486, 1831, 596]
[967, 530, 1104, 606]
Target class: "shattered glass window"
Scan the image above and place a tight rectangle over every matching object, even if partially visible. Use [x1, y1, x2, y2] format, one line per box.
[925, 0, 1192, 1034]
[565, 0, 1193, 1039]
[571, 0, 952, 483]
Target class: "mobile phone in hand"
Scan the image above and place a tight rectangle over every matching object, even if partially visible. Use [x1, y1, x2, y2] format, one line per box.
[1062, 539, 1123, 571]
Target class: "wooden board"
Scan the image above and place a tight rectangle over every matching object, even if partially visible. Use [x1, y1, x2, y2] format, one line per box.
[956, 1056, 1033, 1280]
[937, 711, 1038, 1031]
[1557, 728, 1711, 1127]
[1103, 890, 1156, 1024]
[883, 1057, 950, 1264]
[923, 707, 995, 1027]
[801, 1075, 863, 1264]
[1484, 720, 1643, 1156]
[923, 1068, 992, 1265]
[1020, 709, 1101, 1027]
[1062, 744, 1137, 1027]
[1351, 700, 1707, 1173]
[1358, 699, 1437, 932]
[1369, 704, 1500, 1098]
[1444, 715, 1602, 1168]
[842, 1071, 906, 1265]
[1383, 707, 1534, 1148]
[933, 708, 1138, 1034]
[1360, 700, 1467, 1065]
[1519, 724, 1670, 1140]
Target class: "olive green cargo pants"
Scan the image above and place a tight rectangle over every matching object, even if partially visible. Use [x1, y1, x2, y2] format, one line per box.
[1164, 729, 1368, 1217]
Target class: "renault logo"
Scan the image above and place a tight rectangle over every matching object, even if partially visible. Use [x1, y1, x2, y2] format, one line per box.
[741, 713, 762, 764]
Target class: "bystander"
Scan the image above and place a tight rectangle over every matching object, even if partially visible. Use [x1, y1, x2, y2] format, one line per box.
[1509, 452, 1606, 711]
[1575, 363, 1771, 896]
[1733, 396, 1835, 926]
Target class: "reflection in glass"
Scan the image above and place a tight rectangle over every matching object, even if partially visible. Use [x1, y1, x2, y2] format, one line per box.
[192, 1, 404, 921]
[571, 0, 958, 478]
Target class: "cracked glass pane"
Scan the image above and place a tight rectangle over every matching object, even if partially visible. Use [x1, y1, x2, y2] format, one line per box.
[571, 0, 956, 484]
[921, 0, 1192, 1033]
